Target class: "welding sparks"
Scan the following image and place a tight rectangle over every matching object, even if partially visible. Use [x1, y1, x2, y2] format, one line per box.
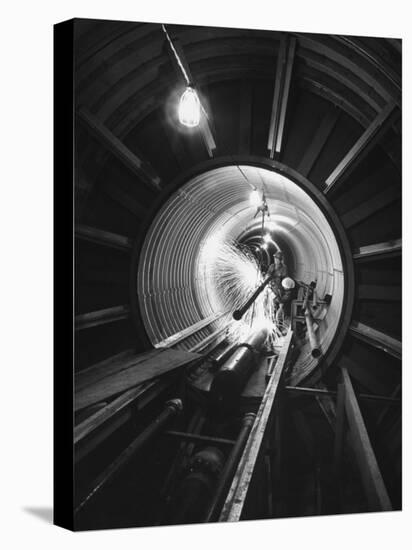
[199, 237, 289, 350]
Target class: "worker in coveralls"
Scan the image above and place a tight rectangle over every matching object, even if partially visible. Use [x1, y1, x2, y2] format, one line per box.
[267, 250, 288, 290]
[275, 277, 297, 324]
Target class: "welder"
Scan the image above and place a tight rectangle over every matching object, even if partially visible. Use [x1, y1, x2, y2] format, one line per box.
[275, 277, 297, 324]
[267, 250, 288, 292]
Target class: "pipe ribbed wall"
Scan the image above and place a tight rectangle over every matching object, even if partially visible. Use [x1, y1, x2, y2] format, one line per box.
[137, 164, 345, 376]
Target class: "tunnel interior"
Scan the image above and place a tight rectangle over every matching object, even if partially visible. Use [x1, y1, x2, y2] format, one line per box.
[68, 19, 402, 530]
[138, 163, 346, 381]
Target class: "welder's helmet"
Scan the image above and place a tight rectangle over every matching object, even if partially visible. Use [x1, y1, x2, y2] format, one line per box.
[281, 277, 295, 290]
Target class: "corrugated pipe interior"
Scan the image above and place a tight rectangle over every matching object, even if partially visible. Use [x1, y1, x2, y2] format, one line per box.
[137, 164, 346, 379]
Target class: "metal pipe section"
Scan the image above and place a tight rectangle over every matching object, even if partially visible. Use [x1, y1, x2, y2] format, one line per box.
[210, 328, 268, 410]
[74, 398, 183, 516]
[204, 412, 256, 522]
[233, 275, 272, 320]
[305, 309, 321, 358]
[164, 446, 225, 525]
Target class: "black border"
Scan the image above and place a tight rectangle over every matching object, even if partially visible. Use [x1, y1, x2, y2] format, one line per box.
[53, 18, 75, 531]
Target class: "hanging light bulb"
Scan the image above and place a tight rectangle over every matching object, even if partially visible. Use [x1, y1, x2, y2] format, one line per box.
[250, 189, 261, 206]
[263, 233, 272, 243]
[179, 86, 201, 127]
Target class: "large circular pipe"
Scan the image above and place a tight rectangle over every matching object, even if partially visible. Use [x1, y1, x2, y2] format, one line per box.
[136, 159, 354, 383]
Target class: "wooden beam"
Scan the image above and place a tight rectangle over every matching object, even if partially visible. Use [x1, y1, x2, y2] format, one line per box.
[75, 305, 130, 331]
[268, 36, 296, 158]
[220, 329, 294, 521]
[75, 377, 172, 461]
[349, 321, 401, 360]
[353, 239, 401, 261]
[358, 284, 401, 302]
[297, 109, 339, 176]
[341, 185, 401, 229]
[324, 102, 399, 194]
[341, 368, 392, 511]
[75, 348, 201, 411]
[155, 312, 226, 349]
[333, 383, 345, 477]
[77, 107, 161, 192]
[75, 224, 133, 252]
[285, 385, 399, 404]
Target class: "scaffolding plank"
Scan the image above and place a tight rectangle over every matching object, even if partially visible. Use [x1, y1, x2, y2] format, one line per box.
[220, 329, 294, 521]
[75, 348, 201, 411]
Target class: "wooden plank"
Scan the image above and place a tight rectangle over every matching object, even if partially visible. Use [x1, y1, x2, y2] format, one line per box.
[353, 239, 401, 261]
[268, 36, 296, 158]
[74, 377, 170, 445]
[358, 284, 401, 302]
[297, 109, 339, 176]
[75, 349, 157, 392]
[155, 312, 225, 348]
[324, 102, 398, 194]
[267, 37, 285, 154]
[341, 368, 392, 511]
[75, 348, 201, 411]
[349, 321, 401, 360]
[75, 224, 132, 252]
[341, 185, 401, 229]
[220, 329, 294, 521]
[275, 37, 296, 155]
[77, 107, 161, 191]
[75, 305, 130, 331]
[333, 383, 345, 476]
[188, 326, 228, 353]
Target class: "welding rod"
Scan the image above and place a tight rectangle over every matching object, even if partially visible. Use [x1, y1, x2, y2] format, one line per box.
[233, 275, 272, 320]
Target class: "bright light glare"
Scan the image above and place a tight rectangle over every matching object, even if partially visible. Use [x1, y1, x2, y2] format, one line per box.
[179, 87, 201, 127]
[261, 243, 268, 250]
[250, 189, 261, 206]
[263, 233, 272, 243]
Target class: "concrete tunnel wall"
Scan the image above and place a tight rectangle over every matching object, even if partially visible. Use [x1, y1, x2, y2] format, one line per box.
[137, 164, 346, 380]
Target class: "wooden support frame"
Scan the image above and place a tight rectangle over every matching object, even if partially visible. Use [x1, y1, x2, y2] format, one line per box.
[219, 329, 294, 521]
[341, 368, 392, 511]
[324, 102, 399, 194]
[353, 239, 401, 261]
[77, 108, 161, 192]
[267, 36, 297, 158]
[75, 305, 130, 331]
[350, 321, 401, 360]
[75, 224, 132, 252]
